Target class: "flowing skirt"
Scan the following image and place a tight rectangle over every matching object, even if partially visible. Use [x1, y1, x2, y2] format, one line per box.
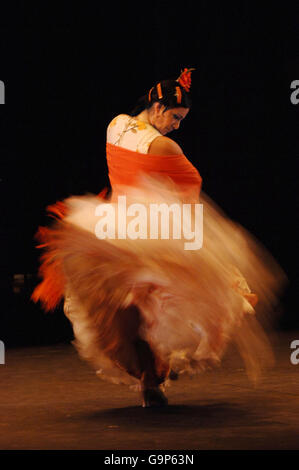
[32, 175, 286, 387]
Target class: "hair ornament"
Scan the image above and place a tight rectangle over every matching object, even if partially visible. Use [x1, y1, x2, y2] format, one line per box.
[156, 82, 163, 99]
[148, 86, 154, 102]
[177, 68, 195, 92]
[175, 86, 182, 104]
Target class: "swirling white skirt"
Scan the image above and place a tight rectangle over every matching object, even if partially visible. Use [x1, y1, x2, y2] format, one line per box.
[46, 175, 285, 387]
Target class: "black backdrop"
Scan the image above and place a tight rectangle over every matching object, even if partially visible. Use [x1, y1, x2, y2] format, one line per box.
[0, 1, 298, 346]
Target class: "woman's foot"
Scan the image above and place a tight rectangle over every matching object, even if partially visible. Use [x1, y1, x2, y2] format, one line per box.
[142, 387, 168, 408]
[168, 369, 179, 380]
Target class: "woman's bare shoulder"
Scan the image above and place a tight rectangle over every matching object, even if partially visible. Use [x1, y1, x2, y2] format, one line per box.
[148, 136, 183, 155]
[107, 114, 129, 128]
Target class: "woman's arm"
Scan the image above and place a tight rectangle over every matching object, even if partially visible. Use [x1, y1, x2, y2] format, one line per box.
[148, 136, 183, 155]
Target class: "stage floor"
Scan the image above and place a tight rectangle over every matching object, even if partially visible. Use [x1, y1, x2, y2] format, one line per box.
[1, 331, 299, 450]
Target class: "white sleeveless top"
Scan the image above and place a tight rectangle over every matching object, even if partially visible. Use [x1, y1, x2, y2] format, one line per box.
[106, 114, 162, 154]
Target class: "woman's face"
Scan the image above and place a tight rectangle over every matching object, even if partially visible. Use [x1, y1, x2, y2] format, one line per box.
[150, 104, 189, 135]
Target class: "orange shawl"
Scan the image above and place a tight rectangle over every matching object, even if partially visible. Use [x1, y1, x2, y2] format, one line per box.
[106, 143, 202, 194]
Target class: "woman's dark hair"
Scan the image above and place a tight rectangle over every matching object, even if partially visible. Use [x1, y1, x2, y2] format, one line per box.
[129, 79, 192, 116]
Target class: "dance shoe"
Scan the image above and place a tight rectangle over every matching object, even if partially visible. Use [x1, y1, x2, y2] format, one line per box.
[142, 388, 168, 408]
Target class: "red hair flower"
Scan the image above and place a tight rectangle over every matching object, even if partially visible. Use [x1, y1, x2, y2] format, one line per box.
[177, 68, 195, 92]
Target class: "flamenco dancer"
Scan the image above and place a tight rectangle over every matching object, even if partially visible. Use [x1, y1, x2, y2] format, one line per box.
[32, 69, 285, 407]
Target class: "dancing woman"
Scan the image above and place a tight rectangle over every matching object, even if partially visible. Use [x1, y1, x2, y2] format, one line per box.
[32, 69, 285, 407]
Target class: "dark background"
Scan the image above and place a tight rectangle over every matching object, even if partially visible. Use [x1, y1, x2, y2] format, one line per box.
[0, 1, 298, 347]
